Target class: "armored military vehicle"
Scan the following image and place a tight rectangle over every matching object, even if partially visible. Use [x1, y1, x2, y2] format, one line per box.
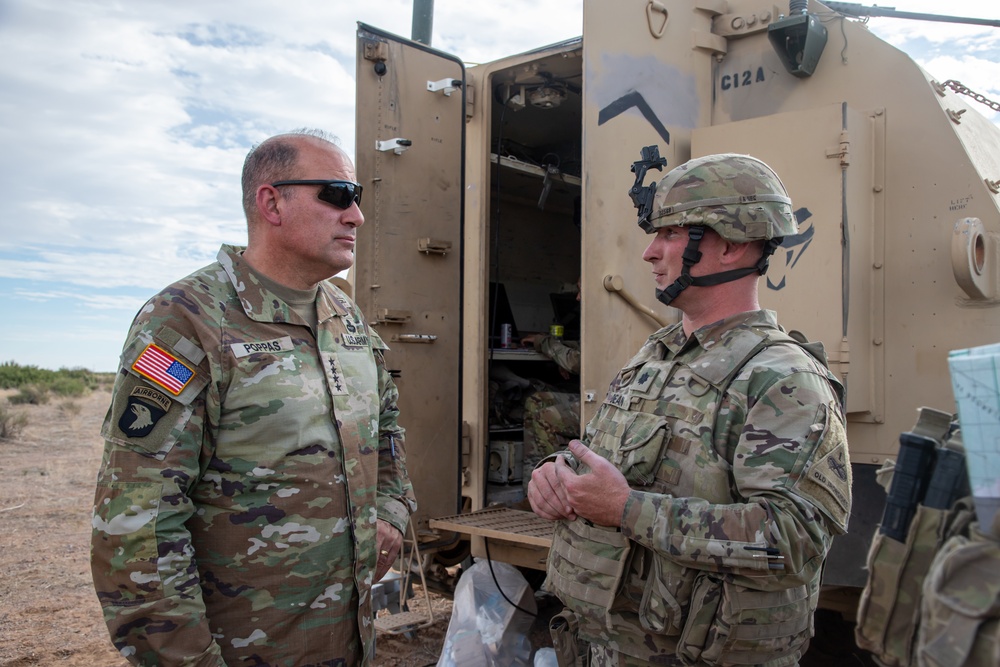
[352, 0, 1000, 608]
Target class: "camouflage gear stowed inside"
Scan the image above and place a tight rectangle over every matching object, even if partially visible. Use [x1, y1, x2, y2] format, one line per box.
[523, 335, 582, 474]
[643, 153, 796, 242]
[544, 310, 850, 667]
[523, 390, 580, 461]
[91, 244, 416, 667]
[534, 334, 581, 376]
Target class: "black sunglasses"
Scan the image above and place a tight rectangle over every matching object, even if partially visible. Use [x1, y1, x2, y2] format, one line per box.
[270, 179, 363, 210]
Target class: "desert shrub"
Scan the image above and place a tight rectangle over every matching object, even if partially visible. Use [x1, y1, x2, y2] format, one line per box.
[8, 384, 50, 405]
[0, 361, 103, 396]
[0, 361, 60, 388]
[0, 402, 29, 439]
[48, 376, 90, 397]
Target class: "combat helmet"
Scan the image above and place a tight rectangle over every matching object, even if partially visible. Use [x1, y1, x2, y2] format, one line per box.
[628, 147, 796, 306]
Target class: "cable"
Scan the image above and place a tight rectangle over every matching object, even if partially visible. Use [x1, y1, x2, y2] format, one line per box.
[483, 536, 537, 618]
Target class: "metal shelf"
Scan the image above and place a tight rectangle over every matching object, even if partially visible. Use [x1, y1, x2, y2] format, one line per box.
[490, 153, 581, 186]
[429, 507, 554, 548]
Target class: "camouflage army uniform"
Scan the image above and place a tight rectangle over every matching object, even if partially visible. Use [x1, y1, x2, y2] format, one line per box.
[523, 335, 581, 473]
[91, 244, 416, 667]
[534, 334, 581, 376]
[545, 310, 850, 667]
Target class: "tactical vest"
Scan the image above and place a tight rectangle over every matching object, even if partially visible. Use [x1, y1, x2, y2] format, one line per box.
[546, 325, 833, 666]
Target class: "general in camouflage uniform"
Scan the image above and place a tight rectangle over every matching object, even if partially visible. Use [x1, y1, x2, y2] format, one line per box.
[522, 334, 582, 476]
[528, 151, 852, 667]
[91, 130, 416, 667]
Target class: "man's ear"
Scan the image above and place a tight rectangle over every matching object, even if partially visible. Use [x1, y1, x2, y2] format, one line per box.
[719, 239, 760, 267]
[256, 185, 283, 226]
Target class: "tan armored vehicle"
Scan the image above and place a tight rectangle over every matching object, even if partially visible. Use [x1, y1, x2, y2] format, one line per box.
[352, 0, 1000, 605]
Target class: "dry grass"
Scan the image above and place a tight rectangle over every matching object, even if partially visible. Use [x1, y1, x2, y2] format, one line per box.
[0, 401, 29, 440]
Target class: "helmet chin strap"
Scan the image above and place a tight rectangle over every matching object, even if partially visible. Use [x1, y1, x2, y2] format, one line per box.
[655, 228, 783, 306]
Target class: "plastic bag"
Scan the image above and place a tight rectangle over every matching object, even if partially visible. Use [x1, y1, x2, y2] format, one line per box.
[533, 647, 558, 667]
[436, 558, 538, 667]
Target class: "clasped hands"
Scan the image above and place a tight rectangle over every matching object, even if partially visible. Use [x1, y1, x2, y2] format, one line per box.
[527, 439, 631, 528]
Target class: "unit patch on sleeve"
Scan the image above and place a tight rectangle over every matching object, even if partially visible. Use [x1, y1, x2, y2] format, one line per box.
[793, 403, 852, 530]
[118, 386, 172, 438]
[131, 343, 196, 395]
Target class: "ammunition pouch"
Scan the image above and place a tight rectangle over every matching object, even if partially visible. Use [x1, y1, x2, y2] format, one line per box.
[917, 521, 1000, 667]
[677, 573, 813, 667]
[549, 609, 588, 667]
[637, 550, 690, 636]
[856, 499, 977, 665]
[546, 519, 631, 630]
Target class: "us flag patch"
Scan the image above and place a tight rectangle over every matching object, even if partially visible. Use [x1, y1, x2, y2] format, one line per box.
[132, 343, 195, 395]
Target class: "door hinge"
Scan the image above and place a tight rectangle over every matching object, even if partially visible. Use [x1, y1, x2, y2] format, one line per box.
[361, 37, 389, 63]
[376, 309, 412, 325]
[826, 130, 851, 167]
[465, 84, 475, 121]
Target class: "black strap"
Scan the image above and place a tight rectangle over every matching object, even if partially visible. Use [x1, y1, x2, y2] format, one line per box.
[656, 227, 705, 305]
[655, 232, 784, 306]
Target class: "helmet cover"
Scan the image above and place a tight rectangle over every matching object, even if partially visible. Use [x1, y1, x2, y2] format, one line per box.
[642, 153, 796, 242]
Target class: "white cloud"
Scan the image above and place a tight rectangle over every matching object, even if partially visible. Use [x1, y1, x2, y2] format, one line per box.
[13, 288, 143, 312]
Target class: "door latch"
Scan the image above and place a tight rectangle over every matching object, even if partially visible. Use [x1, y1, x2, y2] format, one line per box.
[393, 334, 438, 344]
[376, 138, 412, 155]
[427, 78, 462, 96]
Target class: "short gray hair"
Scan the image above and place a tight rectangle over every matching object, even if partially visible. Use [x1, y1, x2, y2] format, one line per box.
[240, 128, 341, 219]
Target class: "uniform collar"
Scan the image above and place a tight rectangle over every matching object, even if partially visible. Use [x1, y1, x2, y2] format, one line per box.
[656, 309, 778, 357]
[217, 244, 352, 325]
[692, 310, 778, 349]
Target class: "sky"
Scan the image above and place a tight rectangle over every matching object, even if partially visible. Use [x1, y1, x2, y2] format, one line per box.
[1, 0, 998, 373]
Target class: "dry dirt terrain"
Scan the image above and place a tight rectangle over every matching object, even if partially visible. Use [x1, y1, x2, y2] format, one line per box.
[0, 388, 454, 667]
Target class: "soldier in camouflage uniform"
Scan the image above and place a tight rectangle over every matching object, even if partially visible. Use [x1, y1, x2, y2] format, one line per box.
[90, 129, 416, 667]
[528, 151, 851, 667]
[521, 300, 582, 484]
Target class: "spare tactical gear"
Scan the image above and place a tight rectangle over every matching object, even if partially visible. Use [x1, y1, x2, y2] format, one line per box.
[917, 513, 1000, 667]
[855, 408, 997, 667]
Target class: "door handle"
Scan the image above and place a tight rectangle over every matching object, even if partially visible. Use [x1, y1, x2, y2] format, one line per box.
[603, 274, 669, 327]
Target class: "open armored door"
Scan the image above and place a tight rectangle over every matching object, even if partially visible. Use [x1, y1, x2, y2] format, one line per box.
[354, 24, 465, 535]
